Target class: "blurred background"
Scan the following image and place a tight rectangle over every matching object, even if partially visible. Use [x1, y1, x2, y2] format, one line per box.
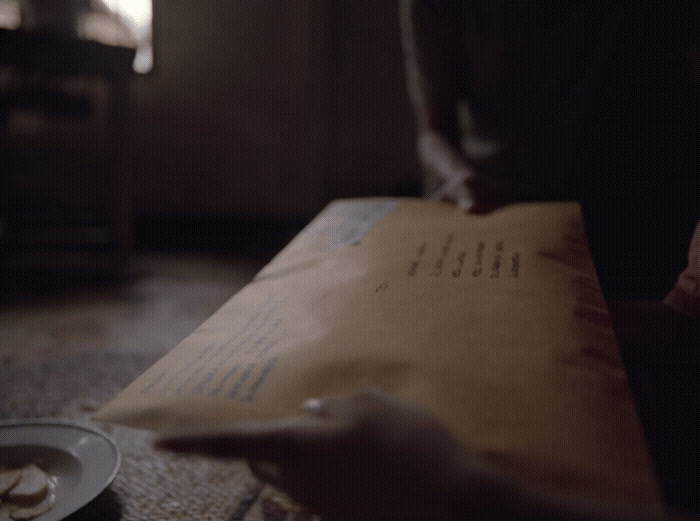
[0, 14, 422, 511]
[0, 0, 422, 294]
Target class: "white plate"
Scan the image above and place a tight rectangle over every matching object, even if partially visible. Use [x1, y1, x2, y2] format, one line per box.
[0, 419, 121, 521]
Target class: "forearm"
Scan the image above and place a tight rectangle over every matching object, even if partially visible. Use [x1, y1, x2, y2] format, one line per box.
[499, 489, 684, 521]
[447, 460, 688, 521]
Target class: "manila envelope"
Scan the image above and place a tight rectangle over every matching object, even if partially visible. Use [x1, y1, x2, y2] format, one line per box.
[96, 198, 661, 507]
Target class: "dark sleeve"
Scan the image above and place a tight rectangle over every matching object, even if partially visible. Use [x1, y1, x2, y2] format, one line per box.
[674, 1, 700, 49]
[400, 0, 465, 143]
[656, 1, 700, 84]
[608, 299, 700, 514]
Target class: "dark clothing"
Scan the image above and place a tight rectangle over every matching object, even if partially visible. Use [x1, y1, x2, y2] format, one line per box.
[402, 1, 700, 298]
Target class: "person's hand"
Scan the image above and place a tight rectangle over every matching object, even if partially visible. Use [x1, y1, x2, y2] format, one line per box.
[155, 390, 495, 520]
[418, 129, 500, 214]
[663, 219, 700, 321]
[155, 389, 675, 521]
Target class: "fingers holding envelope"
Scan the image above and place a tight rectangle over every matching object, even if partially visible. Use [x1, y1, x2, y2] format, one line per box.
[155, 390, 479, 520]
[418, 129, 501, 214]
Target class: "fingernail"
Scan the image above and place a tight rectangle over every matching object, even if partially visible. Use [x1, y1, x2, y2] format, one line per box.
[457, 197, 472, 210]
[302, 397, 324, 414]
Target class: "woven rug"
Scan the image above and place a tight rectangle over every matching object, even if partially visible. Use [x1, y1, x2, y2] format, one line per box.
[1, 351, 316, 521]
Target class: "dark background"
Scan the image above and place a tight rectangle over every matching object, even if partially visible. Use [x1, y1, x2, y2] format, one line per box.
[0, 0, 422, 289]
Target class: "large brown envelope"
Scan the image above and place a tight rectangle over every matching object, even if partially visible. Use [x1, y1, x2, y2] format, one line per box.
[96, 198, 661, 506]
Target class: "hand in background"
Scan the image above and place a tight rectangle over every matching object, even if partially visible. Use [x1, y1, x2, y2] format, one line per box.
[418, 129, 500, 214]
[664, 219, 700, 322]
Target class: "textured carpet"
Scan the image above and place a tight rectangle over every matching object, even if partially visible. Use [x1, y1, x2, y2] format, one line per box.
[0, 253, 316, 520]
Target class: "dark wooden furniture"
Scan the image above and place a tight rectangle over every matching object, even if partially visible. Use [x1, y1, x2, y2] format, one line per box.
[0, 27, 135, 289]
